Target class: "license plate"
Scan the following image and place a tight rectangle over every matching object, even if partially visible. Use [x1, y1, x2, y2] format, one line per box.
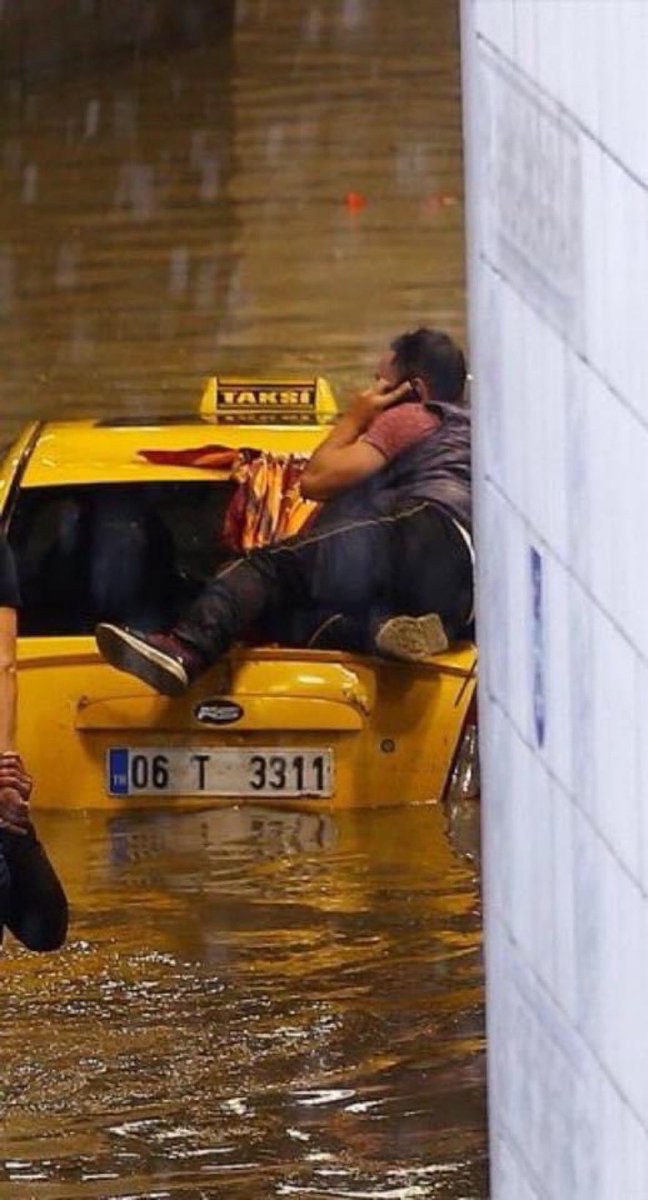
[107, 747, 333, 798]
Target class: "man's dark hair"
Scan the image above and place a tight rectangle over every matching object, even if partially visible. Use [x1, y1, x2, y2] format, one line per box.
[391, 327, 467, 405]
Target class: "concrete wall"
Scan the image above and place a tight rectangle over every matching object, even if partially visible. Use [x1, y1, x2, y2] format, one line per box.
[461, 3, 648, 1196]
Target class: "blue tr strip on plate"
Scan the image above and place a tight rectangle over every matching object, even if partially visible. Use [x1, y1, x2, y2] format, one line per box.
[108, 747, 130, 795]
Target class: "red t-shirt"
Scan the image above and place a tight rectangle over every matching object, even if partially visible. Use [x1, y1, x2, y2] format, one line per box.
[362, 402, 440, 461]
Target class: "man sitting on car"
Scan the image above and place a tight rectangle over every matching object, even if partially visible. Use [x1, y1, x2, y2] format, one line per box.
[95, 326, 473, 695]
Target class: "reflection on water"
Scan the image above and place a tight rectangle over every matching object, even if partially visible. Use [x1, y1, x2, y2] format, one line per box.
[0, 11, 238, 427]
[2, 805, 485, 1198]
[1, 1, 484, 1194]
[0, 0, 464, 434]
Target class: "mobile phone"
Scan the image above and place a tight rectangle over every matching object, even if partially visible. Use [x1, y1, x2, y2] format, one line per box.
[389, 379, 420, 405]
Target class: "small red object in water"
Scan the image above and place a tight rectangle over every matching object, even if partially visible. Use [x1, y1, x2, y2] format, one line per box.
[345, 190, 367, 211]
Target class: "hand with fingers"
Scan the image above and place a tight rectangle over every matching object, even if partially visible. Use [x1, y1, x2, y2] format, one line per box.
[0, 751, 32, 835]
[346, 380, 416, 431]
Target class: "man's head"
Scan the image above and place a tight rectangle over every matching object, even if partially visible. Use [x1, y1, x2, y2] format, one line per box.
[378, 327, 467, 407]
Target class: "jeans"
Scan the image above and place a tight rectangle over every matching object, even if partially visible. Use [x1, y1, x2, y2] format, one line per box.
[175, 501, 473, 663]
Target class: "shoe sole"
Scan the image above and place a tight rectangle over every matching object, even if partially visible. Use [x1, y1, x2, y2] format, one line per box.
[95, 624, 189, 697]
[375, 614, 449, 662]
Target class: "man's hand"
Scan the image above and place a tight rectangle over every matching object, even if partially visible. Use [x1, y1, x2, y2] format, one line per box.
[300, 378, 416, 501]
[345, 380, 415, 431]
[0, 788, 30, 834]
[0, 752, 32, 834]
[0, 752, 32, 798]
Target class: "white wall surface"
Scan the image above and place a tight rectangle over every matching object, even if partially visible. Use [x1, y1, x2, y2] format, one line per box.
[461, 2, 648, 1195]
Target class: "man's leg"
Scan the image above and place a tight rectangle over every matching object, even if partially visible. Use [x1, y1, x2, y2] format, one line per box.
[176, 511, 399, 653]
[0, 842, 11, 942]
[375, 504, 474, 661]
[96, 509, 398, 693]
[263, 505, 473, 660]
[1, 824, 68, 951]
[275, 608, 383, 654]
[394, 504, 473, 628]
[255, 505, 473, 660]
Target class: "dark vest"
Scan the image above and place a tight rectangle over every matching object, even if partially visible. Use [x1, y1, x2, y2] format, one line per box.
[312, 402, 472, 535]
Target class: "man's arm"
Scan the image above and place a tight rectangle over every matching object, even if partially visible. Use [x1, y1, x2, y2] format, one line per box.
[0, 606, 17, 749]
[0, 605, 30, 835]
[301, 381, 411, 501]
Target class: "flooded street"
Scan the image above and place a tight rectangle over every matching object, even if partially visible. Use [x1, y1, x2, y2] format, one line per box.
[0, 0, 465, 429]
[3, 805, 483, 1198]
[0, 2, 485, 1196]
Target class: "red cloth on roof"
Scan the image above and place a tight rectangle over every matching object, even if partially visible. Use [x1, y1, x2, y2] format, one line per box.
[139, 445, 245, 469]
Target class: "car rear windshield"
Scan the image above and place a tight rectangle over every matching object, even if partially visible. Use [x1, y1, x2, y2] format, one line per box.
[7, 481, 236, 636]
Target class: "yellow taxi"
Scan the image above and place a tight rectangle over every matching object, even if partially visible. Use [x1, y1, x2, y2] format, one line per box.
[2, 377, 476, 811]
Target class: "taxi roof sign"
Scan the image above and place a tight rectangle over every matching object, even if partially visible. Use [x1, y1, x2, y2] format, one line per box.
[199, 376, 338, 426]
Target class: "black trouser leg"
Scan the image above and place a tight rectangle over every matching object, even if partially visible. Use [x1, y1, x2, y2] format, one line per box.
[174, 510, 398, 662]
[0, 844, 11, 924]
[391, 505, 473, 637]
[0, 825, 68, 951]
[174, 503, 473, 663]
[295, 509, 473, 649]
[285, 609, 390, 653]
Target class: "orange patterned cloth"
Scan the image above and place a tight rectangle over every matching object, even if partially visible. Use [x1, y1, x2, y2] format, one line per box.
[223, 453, 318, 550]
[138, 445, 319, 551]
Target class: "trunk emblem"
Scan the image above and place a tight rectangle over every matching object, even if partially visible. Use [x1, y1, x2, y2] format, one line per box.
[194, 699, 244, 725]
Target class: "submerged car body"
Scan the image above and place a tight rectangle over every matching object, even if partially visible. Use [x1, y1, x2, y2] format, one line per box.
[2, 377, 476, 811]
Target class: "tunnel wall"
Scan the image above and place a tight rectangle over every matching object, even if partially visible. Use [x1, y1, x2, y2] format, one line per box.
[461, 2, 648, 1195]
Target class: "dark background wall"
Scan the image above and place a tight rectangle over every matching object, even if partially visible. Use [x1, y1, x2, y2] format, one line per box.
[0, 0, 235, 79]
[0, 0, 239, 421]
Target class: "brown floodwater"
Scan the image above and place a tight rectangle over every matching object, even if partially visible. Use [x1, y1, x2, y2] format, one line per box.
[2, 804, 484, 1199]
[0, 2, 485, 1196]
[0, 0, 466, 431]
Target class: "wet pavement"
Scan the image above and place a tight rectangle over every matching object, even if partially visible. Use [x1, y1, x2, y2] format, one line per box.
[0, 2, 485, 1196]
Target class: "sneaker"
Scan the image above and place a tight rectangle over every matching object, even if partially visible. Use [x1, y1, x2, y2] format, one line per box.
[374, 613, 449, 662]
[95, 625, 206, 696]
